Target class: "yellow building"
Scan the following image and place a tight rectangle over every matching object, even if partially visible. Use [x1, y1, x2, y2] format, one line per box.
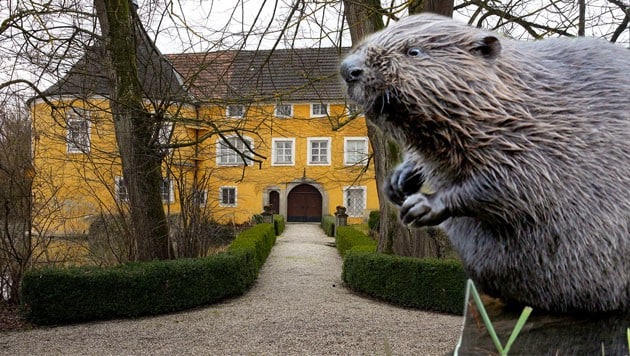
[31, 43, 378, 236]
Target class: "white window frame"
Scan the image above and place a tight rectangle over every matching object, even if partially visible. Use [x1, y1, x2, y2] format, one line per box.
[216, 135, 254, 166]
[226, 104, 245, 118]
[271, 138, 296, 166]
[274, 103, 293, 118]
[343, 186, 367, 218]
[310, 103, 329, 118]
[307, 137, 331, 166]
[344, 137, 369, 166]
[115, 176, 128, 202]
[219, 186, 237, 207]
[66, 109, 91, 154]
[160, 178, 174, 204]
[346, 103, 363, 116]
[158, 122, 174, 146]
[192, 189, 208, 207]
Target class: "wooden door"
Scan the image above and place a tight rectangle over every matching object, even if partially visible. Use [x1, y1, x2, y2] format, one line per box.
[287, 184, 322, 222]
[269, 191, 280, 214]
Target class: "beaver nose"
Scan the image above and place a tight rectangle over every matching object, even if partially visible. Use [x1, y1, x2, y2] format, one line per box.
[340, 57, 364, 83]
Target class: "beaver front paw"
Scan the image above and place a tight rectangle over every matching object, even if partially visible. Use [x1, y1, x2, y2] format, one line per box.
[386, 162, 425, 206]
[400, 193, 449, 226]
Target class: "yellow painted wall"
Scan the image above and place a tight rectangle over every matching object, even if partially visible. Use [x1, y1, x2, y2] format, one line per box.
[31, 99, 379, 235]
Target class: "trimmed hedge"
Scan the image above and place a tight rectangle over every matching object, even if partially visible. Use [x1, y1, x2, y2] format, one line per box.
[321, 215, 335, 237]
[336, 226, 466, 315]
[20, 223, 276, 325]
[342, 251, 466, 314]
[228, 223, 276, 278]
[273, 214, 286, 236]
[367, 210, 380, 232]
[335, 225, 377, 257]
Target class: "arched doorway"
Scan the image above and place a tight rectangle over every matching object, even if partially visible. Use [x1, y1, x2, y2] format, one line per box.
[287, 184, 322, 222]
[269, 190, 280, 214]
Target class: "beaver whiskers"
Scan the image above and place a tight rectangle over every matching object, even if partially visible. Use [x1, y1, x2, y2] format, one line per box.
[378, 87, 400, 114]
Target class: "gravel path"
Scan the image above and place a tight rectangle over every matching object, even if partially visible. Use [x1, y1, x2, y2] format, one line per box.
[0, 223, 462, 355]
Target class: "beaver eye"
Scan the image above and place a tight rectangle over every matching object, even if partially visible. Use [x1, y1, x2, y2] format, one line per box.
[406, 47, 424, 57]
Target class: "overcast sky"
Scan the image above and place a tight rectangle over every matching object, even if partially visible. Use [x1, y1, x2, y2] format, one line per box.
[140, 0, 351, 54]
[140, 0, 629, 55]
[0, 0, 627, 103]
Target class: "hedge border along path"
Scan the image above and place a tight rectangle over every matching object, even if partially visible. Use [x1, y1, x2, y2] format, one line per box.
[2, 223, 461, 355]
[19, 222, 277, 325]
[336, 225, 467, 315]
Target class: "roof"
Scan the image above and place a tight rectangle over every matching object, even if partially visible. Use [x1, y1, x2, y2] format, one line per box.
[167, 46, 350, 103]
[39, 29, 350, 104]
[38, 18, 189, 103]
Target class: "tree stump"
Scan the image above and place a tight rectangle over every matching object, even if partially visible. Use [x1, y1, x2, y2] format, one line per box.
[455, 294, 629, 355]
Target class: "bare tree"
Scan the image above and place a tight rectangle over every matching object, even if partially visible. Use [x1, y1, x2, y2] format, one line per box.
[92, 0, 176, 260]
[2, 0, 627, 267]
[0, 107, 33, 302]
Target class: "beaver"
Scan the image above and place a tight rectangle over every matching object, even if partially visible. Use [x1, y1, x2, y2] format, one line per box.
[340, 13, 630, 313]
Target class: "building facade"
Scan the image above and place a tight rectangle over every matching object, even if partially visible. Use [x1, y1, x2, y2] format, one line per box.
[30, 44, 378, 236]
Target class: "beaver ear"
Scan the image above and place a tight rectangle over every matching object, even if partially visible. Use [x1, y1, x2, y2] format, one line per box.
[470, 36, 501, 59]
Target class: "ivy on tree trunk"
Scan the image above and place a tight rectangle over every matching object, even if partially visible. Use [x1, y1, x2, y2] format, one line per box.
[94, 0, 171, 261]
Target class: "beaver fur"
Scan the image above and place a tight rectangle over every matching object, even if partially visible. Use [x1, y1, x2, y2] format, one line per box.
[341, 13, 630, 313]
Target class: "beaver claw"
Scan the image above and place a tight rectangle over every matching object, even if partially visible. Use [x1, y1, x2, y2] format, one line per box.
[386, 162, 425, 206]
[400, 193, 449, 226]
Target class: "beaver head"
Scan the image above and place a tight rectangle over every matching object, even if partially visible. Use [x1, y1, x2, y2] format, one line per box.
[340, 14, 530, 174]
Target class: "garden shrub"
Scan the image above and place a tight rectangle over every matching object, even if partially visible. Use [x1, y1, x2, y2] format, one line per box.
[20, 223, 276, 325]
[321, 215, 335, 237]
[228, 223, 276, 279]
[367, 210, 380, 233]
[273, 214, 285, 235]
[342, 251, 466, 315]
[333, 225, 465, 315]
[335, 225, 377, 257]
[20, 254, 247, 325]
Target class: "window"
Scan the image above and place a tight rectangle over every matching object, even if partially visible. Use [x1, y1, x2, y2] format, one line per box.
[115, 176, 173, 203]
[274, 104, 293, 118]
[344, 137, 369, 165]
[344, 186, 367, 217]
[66, 109, 90, 153]
[192, 189, 208, 207]
[161, 178, 174, 203]
[115, 176, 128, 202]
[226, 105, 245, 118]
[219, 187, 237, 206]
[272, 138, 295, 166]
[158, 122, 173, 146]
[307, 137, 331, 165]
[311, 103, 328, 117]
[346, 103, 362, 116]
[217, 136, 254, 166]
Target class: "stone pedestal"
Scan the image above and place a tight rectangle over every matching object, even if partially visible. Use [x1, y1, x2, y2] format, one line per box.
[261, 205, 274, 224]
[334, 206, 348, 227]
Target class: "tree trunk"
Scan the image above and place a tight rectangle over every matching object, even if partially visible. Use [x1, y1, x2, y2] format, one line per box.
[95, 0, 171, 261]
[343, 0, 454, 257]
[421, 0, 453, 16]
